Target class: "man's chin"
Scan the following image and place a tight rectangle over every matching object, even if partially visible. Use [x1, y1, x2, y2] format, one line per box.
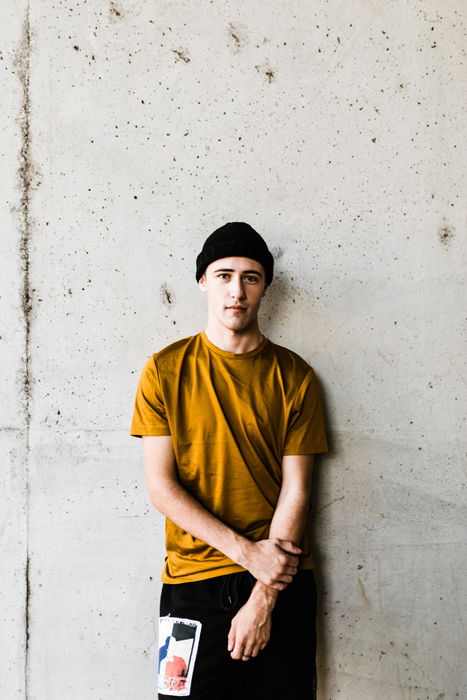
[221, 316, 251, 332]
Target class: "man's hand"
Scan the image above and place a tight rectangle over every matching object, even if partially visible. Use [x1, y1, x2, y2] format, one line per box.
[238, 538, 301, 591]
[227, 584, 277, 660]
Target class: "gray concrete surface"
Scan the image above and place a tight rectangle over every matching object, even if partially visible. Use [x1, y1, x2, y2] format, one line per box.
[1, 1, 466, 698]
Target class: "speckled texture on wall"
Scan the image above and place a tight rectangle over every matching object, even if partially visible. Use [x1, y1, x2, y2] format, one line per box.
[1, 1, 466, 698]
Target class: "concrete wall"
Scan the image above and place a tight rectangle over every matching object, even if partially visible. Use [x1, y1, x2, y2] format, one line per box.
[1, 1, 465, 698]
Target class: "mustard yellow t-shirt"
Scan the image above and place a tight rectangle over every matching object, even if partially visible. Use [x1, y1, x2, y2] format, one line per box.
[130, 331, 328, 583]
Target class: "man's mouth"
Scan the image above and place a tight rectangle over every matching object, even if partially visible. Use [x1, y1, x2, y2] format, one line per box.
[226, 306, 247, 311]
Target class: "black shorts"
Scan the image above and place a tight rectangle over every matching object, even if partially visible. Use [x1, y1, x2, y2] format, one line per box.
[157, 569, 317, 700]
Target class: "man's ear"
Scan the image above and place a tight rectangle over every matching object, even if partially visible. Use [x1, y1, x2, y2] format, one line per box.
[198, 274, 207, 291]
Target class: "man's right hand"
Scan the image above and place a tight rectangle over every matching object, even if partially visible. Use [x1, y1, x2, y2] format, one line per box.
[238, 538, 301, 590]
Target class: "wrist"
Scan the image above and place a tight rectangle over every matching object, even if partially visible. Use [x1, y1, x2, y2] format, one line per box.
[231, 534, 254, 569]
[250, 581, 279, 611]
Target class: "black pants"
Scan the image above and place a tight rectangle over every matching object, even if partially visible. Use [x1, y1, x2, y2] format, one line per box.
[158, 570, 317, 699]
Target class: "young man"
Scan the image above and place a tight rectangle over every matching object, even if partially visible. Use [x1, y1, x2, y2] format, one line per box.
[130, 222, 328, 699]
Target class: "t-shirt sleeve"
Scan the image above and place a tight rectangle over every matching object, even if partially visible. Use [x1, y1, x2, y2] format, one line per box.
[129, 355, 171, 438]
[283, 368, 328, 455]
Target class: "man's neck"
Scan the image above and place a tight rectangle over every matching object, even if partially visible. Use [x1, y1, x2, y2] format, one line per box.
[203, 324, 265, 355]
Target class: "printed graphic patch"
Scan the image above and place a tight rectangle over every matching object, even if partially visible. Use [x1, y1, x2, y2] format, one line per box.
[158, 616, 202, 696]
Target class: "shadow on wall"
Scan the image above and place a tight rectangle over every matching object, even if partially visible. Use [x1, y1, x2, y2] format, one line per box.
[309, 378, 334, 698]
[259, 254, 315, 340]
[255, 257, 334, 694]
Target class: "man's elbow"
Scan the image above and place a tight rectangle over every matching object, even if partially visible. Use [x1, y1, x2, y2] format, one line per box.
[146, 475, 179, 513]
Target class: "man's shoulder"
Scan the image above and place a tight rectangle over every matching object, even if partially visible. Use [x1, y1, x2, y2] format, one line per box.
[152, 334, 199, 363]
[271, 341, 314, 386]
[270, 341, 312, 373]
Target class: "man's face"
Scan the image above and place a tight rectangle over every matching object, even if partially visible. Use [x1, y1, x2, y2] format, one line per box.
[198, 256, 267, 333]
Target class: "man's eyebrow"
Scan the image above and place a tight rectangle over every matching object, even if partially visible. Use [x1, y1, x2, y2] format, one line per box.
[213, 268, 263, 276]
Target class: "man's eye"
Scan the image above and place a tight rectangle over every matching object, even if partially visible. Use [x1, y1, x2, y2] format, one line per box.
[219, 274, 230, 279]
[245, 276, 259, 283]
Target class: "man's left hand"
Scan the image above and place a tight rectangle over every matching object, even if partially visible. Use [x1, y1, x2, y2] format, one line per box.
[227, 585, 276, 660]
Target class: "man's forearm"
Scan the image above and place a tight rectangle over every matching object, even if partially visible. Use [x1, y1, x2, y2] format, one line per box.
[150, 476, 300, 590]
[150, 475, 250, 566]
[252, 488, 311, 605]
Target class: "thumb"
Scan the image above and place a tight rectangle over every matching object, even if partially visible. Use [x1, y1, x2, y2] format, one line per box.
[277, 539, 302, 554]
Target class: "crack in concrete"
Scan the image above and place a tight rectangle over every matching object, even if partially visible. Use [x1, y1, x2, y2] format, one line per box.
[15, 8, 32, 431]
[24, 553, 31, 689]
[316, 495, 345, 514]
[14, 6, 32, 698]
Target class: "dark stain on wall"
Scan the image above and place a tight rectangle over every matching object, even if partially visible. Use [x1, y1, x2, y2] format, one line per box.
[172, 49, 190, 63]
[255, 62, 276, 83]
[109, 1, 125, 21]
[438, 223, 454, 246]
[227, 22, 248, 53]
[271, 246, 284, 259]
[161, 283, 174, 306]
[230, 27, 241, 49]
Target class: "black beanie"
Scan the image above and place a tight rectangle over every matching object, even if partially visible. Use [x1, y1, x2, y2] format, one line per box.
[195, 222, 274, 286]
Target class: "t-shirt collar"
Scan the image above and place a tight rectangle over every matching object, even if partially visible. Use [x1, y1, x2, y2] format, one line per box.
[199, 330, 269, 359]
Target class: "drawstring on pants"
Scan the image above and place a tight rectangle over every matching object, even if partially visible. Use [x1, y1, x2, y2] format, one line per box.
[219, 572, 256, 611]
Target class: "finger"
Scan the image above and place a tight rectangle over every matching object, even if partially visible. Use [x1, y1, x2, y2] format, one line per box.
[227, 625, 235, 653]
[251, 628, 271, 657]
[278, 552, 299, 568]
[241, 649, 253, 662]
[268, 579, 287, 591]
[250, 641, 263, 658]
[278, 569, 296, 580]
[284, 565, 298, 575]
[269, 571, 293, 586]
[275, 551, 299, 570]
[231, 633, 247, 660]
[276, 539, 302, 554]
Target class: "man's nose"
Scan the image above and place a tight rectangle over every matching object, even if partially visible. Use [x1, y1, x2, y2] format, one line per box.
[230, 275, 246, 299]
